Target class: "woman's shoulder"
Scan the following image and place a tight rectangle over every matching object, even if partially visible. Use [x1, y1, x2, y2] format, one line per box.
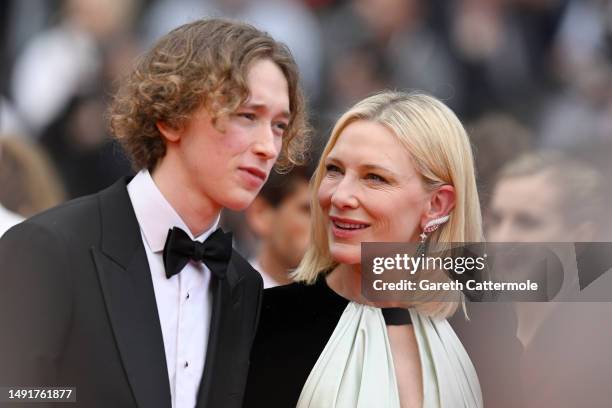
[259, 275, 348, 329]
[246, 275, 347, 408]
[262, 281, 312, 311]
[264, 274, 345, 305]
[263, 279, 316, 299]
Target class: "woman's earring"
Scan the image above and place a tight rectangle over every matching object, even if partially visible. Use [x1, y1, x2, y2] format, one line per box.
[416, 215, 450, 257]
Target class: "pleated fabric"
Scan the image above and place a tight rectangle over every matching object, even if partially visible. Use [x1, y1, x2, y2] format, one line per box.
[409, 309, 483, 408]
[297, 302, 483, 408]
[297, 302, 400, 408]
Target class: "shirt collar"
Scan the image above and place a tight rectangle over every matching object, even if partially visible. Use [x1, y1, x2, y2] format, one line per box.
[127, 169, 220, 252]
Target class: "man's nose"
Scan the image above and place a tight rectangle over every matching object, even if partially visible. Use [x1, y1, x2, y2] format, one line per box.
[253, 123, 279, 161]
[489, 220, 519, 242]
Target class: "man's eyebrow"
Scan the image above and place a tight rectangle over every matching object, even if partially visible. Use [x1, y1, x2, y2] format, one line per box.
[243, 102, 290, 118]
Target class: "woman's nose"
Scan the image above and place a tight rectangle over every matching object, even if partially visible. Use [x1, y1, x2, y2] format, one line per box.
[330, 176, 359, 209]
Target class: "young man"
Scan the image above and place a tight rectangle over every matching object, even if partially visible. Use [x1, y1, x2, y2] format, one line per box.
[0, 18, 308, 408]
[245, 166, 312, 287]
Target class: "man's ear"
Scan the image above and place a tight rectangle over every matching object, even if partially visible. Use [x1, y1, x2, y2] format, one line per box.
[245, 197, 274, 238]
[156, 120, 182, 142]
[422, 184, 456, 226]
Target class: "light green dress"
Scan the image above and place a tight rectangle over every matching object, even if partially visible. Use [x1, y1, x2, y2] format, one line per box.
[296, 302, 483, 408]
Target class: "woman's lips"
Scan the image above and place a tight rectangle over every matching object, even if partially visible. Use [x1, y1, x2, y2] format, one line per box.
[329, 216, 370, 239]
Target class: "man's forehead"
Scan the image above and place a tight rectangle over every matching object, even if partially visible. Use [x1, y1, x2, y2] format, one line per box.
[244, 58, 291, 115]
[242, 101, 290, 118]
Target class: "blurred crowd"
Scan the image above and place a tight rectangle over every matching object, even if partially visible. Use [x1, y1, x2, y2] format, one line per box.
[2, 1, 612, 406]
[1, 0, 612, 243]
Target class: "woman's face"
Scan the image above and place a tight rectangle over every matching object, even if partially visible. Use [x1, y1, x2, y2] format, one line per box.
[318, 120, 431, 265]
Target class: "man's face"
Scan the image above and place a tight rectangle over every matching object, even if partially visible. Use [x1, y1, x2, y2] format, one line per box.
[162, 58, 290, 212]
[268, 181, 311, 268]
[487, 172, 567, 242]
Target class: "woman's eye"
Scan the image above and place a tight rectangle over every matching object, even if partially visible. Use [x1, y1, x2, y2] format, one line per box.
[325, 164, 342, 174]
[366, 173, 387, 183]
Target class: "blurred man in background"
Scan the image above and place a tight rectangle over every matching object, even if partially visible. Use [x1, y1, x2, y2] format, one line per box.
[246, 165, 313, 287]
[486, 151, 610, 408]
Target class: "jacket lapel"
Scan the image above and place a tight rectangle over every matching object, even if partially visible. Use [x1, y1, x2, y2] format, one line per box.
[196, 255, 245, 407]
[92, 179, 171, 408]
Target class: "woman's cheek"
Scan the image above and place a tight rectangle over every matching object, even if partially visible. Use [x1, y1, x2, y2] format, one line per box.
[317, 179, 334, 209]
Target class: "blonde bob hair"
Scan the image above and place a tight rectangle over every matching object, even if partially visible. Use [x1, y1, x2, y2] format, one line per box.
[293, 91, 484, 318]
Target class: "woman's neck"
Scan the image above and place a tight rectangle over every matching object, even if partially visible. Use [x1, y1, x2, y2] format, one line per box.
[326, 264, 362, 301]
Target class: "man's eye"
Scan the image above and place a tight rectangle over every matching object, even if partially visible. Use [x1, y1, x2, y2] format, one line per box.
[366, 173, 387, 183]
[275, 122, 288, 131]
[515, 214, 540, 229]
[486, 211, 502, 227]
[238, 112, 256, 120]
[273, 122, 288, 136]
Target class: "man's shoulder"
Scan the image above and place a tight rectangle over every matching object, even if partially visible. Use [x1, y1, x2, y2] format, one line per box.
[0, 192, 105, 276]
[5, 178, 130, 242]
[1, 195, 98, 246]
[27, 194, 99, 228]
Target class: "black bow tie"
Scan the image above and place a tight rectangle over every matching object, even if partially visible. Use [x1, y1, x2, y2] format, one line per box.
[163, 227, 233, 280]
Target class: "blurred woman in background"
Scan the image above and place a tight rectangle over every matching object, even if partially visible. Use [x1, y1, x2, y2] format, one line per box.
[0, 135, 65, 218]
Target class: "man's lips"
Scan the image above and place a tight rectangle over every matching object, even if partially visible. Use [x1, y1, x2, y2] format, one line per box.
[239, 166, 267, 181]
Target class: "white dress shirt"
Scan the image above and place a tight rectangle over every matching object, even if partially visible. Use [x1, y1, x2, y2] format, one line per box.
[127, 170, 218, 408]
[0, 203, 23, 238]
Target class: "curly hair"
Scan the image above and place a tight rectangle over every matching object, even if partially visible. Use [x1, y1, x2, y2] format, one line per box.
[109, 18, 309, 171]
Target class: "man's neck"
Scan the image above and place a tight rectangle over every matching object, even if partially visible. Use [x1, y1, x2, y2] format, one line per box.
[151, 162, 221, 237]
[514, 302, 556, 348]
[257, 247, 292, 286]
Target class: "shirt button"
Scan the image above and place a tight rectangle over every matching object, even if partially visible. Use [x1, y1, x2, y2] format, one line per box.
[186, 292, 190, 300]
[184, 361, 189, 368]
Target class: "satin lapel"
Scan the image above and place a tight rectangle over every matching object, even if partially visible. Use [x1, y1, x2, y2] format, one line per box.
[92, 179, 171, 408]
[196, 255, 245, 407]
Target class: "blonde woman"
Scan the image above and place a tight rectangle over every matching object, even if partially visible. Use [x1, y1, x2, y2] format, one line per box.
[244, 91, 483, 408]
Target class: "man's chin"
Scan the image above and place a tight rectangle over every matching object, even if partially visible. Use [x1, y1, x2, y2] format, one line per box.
[221, 192, 258, 212]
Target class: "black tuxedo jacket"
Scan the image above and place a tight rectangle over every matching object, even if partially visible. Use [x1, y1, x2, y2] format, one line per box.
[0, 178, 262, 408]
